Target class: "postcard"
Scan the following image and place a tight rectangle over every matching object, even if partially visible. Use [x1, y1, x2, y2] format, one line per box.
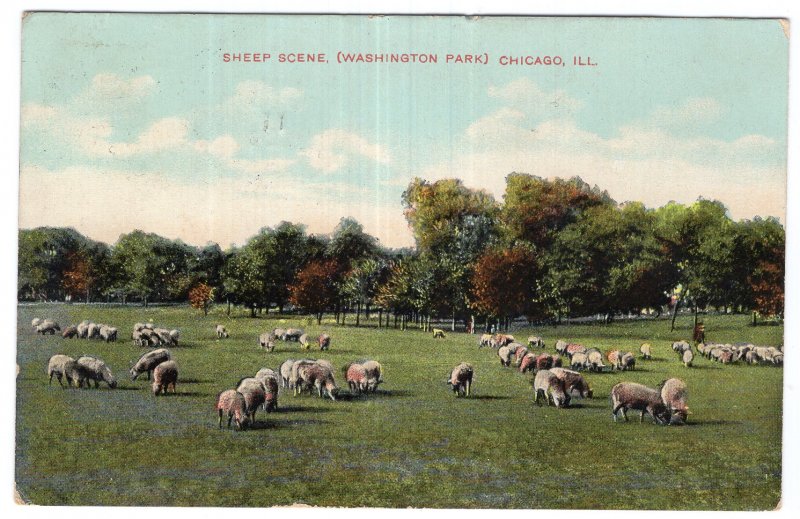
[16, 14, 787, 509]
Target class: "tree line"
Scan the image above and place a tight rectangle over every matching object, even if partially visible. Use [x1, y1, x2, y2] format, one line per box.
[17, 174, 785, 329]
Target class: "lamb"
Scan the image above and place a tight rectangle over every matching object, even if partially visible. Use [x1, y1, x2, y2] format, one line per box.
[554, 340, 569, 355]
[533, 369, 570, 408]
[36, 319, 60, 335]
[682, 349, 694, 368]
[61, 326, 78, 339]
[345, 362, 368, 394]
[527, 336, 545, 349]
[639, 343, 652, 359]
[659, 378, 689, 425]
[361, 360, 383, 392]
[498, 345, 514, 367]
[259, 332, 276, 352]
[299, 333, 311, 349]
[279, 359, 296, 388]
[570, 352, 588, 371]
[550, 367, 593, 398]
[130, 348, 171, 380]
[284, 328, 304, 342]
[610, 382, 669, 424]
[586, 350, 606, 372]
[236, 377, 267, 421]
[447, 362, 474, 397]
[152, 361, 178, 395]
[318, 333, 331, 350]
[296, 363, 338, 400]
[99, 325, 117, 343]
[215, 390, 250, 430]
[47, 354, 81, 387]
[215, 324, 229, 339]
[432, 328, 446, 339]
[479, 334, 493, 348]
[76, 356, 117, 389]
[619, 352, 636, 371]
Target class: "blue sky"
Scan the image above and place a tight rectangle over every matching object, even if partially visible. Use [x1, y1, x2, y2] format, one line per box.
[19, 14, 788, 248]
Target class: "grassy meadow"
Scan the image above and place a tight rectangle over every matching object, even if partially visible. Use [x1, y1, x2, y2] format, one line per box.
[15, 304, 783, 509]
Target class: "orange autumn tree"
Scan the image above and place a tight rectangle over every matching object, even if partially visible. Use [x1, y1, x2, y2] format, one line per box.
[749, 246, 784, 320]
[289, 259, 342, 324]
[62, 251, 94, 302]
[189, 282, 214, 315]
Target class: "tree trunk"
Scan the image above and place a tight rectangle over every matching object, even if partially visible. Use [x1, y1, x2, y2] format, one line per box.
[752, 311, 757, 326]
[317, 312, 322, 325]
[693, 304, 699, 329]
[278, 304, 284, 314]
[365, 303, 371, 320]
[670, 297, 681, 331]
[451, 311, 456, 332]
[378, 309, 383, 328]
[250, 306, 256, 318]
[356, 302, 361, 327]
[227, 297, 231, 316]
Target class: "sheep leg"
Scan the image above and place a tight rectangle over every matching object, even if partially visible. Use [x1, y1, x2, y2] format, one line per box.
[466, 379, 471, 397]
[218, 409, 223, 428]
[227, 414, 233, 428]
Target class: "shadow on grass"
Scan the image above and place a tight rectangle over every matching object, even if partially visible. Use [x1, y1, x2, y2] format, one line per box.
[467, 395, 511, 401]
[180, 378, 215, 384]
[688, 364, 722, 370]
[685, 419, 742, 427]
[159, 391, 208, 397]
[274, 405, 333, 413]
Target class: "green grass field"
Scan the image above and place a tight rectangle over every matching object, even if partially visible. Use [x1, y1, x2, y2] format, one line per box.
[15, 304, 783, 509]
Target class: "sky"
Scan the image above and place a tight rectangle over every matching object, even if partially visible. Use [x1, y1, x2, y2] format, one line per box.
[18, 14, 789, 249]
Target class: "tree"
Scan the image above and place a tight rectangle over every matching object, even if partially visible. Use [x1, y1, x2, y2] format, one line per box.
[327, 217, 379, 268]
[470, 245, 540, 329]
[289, 259, 342, 324]
[221, 247, 266, 317]
[188, 282, 214, 315]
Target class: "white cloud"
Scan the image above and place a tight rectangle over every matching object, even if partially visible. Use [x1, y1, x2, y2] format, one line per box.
[487, 78, 584, 117]
[222, 80, 303, 112]
[86, 73, 156, 101]
[228, 158, 296, 174]
[301, 129, 392, 173]
[637, 97, 726, 129]
[194, 135, 240, 159]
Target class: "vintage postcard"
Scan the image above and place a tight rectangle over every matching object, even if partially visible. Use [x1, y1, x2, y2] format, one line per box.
[16, 14, 787, 509]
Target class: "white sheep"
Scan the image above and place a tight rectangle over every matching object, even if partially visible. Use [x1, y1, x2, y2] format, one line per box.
[215, 324, 229, 339]
[76, 356, 117, 389]
[152, 361, 178, 395]
[533, 369, 570, 408]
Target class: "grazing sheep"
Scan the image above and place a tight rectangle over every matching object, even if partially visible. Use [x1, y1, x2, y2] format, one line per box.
[745, 350, 759, 365]
[130, 348, 171, 381]
[610, 382, 669, 424]
[289, 359, 317, 393]
[361, 360, 383, 392]
[513, 346, 529, 366]
[479, 334, 493, 348]
[62, 326, 78, 339]
[133, 322, 146, 333]
[533, 370, 570, 408]
[299, 333, 311, 349]
[76, 356, 117, 389]
[639, 343, 652, 359]
[527, 336, 545, 349]
[215, 390, 250, 430]
[272, 328, 287, 341]
[260, 375, 279, 412]
[619, 352, 636, 371]
[550, 367, 593, 398]
[565, 343, 587, 358]
[570, 352, 588, 371]
[259, 332, 276, 352]
[518, 353, 537, 373]
[131, 330, 144, 346]
[169, 329, 180, 346]
[345, 363, 369, 394]
[297, 363, 338, 400]
[682, 349, 694, 368]
[432, 328, 446, 339]
[77, 320, 91, 338]
[31, 318, 42, 328]
[36, 320, 61, 335]
[284, 328, 304, 342]
[215, 324, 229, 339]
[672, 341, 691, 354]
[493, 334, 515, 347]
[551, 355, 563, 368]
[608, 350, 622, 370]
[87, 322, 101, 339]
[447, 362, 474, 397]
[659, 378, 689, 425]
[154, 328, 174, 346]
[47, 354, 77, 387]
[152, 361, 178, 395]
[279, 359, 296, 389]
[236, 377, 267, 421]
[99, 325, 118, 343]
[554, 340, 569, 355]
[498, 346, 514, 367]
[586, 350, 606, 372]
[772, 353, 784, 366]
[318, 333, 331, 351]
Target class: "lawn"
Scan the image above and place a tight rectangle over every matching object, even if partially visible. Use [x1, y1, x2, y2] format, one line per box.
[15, 304, 783, 509]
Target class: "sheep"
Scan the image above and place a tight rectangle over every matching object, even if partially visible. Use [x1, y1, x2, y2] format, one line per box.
[36, 320, 60, 335]
[527, 336, 545, 349]
[169, 329, 180, 346]
[672, 341, 691, 354]
[318, 333, 331, 351]
[772, 353, 784, 366]
[76, 356, 117, 389]
[131, 330, 145, 346]
[550, 367, 593, 398]
[61, 326, 78, 339]
[31, 318, 42, 328]
[361, 360, 383, 392]
[77, 320, 91, 338]
[145, 332, 163, 348]
[554, 340, 569, 355]
[296, 363, 338, 400]
[152, 361, 178, 395]
[586, 350, 606, 372]
[479, 334, 493, 348]
[279, 359, 296, 389]
[607, 350, 622, 370]
[432, 328, 446, 339]
[551, 355, 563, 368]
[259, 332, 276, 352]
[447, 362, 474, 397]
[745, 350, 759, 365]
[284, 328, 304, 342]
[130, 348, 171, 381]
[289, 359, 319, 394]
[154, 328, 175, 346]
[497, 345, 514, 367]
[236, 377, 267, 421]
[619, 352, 636, 371]
[518, 353, 537, 373]
[215, 390, 250, 430]
[215, 324, 229, 339]
[570, 352, 588, 371]
[513, 346, 529, 366]
[86, 322, 100, 340]
[133, 322, 146, 333]
[533, 370, 570, 408]
[261, 375, 280, 412]
[565, 343, 587, 358]
[345, 363, 369, 394]
[298, 333, 311, 349]
[639, 343, 652, 359]
[47, 354, 78, 387]
[610, 382, 670, 424]
[492, 334, 515, 347]
[99, 325, 117, 343]
[272, 328, 287, 341]
[682, 349, 694, 368]
[659, 378, 689, 425]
